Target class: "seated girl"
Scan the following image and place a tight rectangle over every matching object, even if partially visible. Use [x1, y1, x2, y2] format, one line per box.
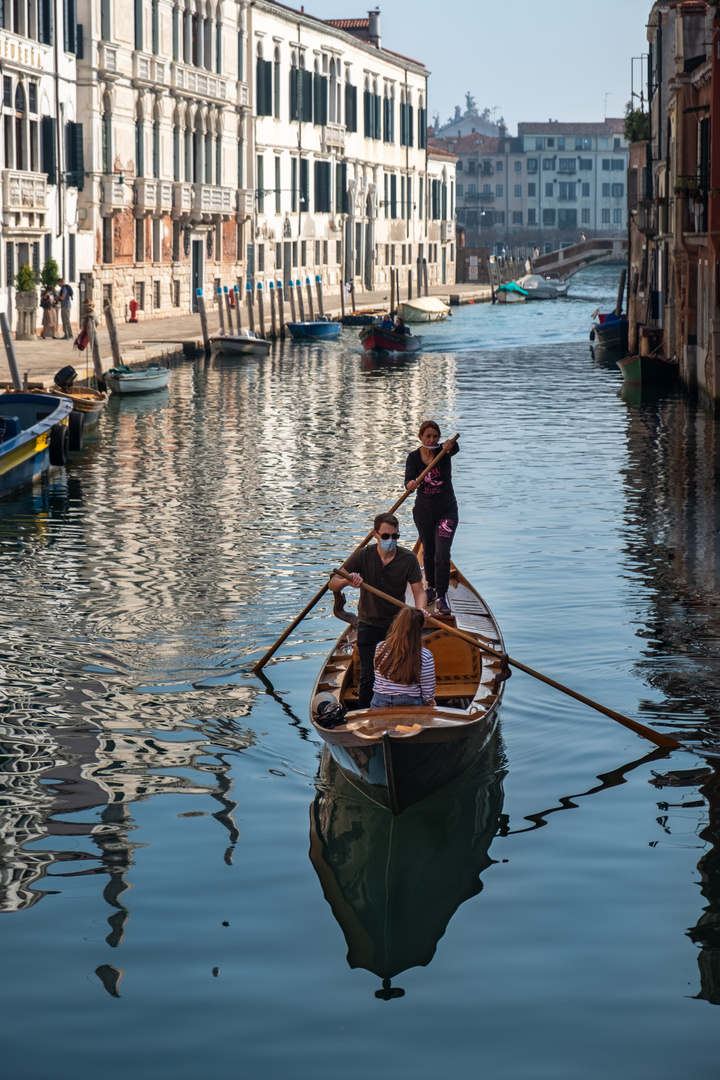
[371, 606, 436, 708]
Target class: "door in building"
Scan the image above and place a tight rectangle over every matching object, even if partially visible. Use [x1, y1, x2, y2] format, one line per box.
[191, 240, 203, 312]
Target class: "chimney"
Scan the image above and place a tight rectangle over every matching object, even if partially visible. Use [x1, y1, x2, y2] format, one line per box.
[499, 123, 507, 137]
[368, 9, 381, 48]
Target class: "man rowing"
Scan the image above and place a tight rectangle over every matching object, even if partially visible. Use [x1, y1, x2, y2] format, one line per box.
[329, 513, 427, 710]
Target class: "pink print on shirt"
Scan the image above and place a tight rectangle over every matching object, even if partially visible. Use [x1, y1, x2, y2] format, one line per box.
[438, 518, 456, 537]
[420, 467, 442, 495]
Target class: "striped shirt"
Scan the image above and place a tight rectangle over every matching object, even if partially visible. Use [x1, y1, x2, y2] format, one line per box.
[373, 646, 436, 704]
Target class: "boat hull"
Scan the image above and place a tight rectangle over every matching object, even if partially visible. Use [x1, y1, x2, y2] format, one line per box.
[590, 318, 628, 351]
[54, 387, 107, 427]
[210, 334, 271, 356]
[0, 392, 73, 498]
[397, 298, 450, 323]
[105, 367, 171, 394]
[617, 353, 679, 385]
[360, 328, 422, 354]
[287, 321, 341, 339]
[496, 289, 526, 304]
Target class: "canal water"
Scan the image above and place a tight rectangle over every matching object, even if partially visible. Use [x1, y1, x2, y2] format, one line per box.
[1, 265, 719, 1079]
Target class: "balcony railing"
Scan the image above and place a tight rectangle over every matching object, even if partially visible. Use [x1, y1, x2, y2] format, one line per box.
[134, 178, 158, 215]
[478, 192, 494, 203]
[171, 61, 227, 102]
[172, 181, 193, 217]
[158, 181, 173, 211]
[3, 169, 47, 212]
[98, 42, 118, 74]
[323, 123, 345, 152]
[100, 175, 126, 214]
[191, 183, 235, 216]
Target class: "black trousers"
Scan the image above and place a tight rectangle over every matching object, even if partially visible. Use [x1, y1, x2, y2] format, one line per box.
[356, 622, 389, 709]
[413, 503, 458, 597]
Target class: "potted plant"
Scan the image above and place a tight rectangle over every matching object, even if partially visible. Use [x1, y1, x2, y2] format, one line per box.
[40, 257, 60, 291]
[14, 262, 38, 340]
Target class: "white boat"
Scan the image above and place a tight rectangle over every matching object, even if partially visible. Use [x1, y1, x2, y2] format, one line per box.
[397, 296, 450, 323]
[515, 274, 569, 300]
[496, 283, 528, 304]
[209, 329, 271, 356]
[105, 364, 172, 395]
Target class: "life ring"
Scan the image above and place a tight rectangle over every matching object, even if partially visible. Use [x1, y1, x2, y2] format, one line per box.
[49, 422, 69, 466]
[68, 410, 85, 452]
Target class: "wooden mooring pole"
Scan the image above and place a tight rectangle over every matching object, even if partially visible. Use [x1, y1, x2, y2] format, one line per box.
[196, 290, 210, 352]
[276, 280, 286, 339]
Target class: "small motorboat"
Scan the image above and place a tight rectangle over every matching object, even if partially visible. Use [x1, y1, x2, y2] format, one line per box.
[496, 282, 528, 304]
[210, 328, 271, 356]
[287, 318, 341, 340]
[105, 363, 172, 395]
[515, 274, 569, 299]
[0, 390, 73, 498]
[309, 553, 507, 813]
[589, 309, 628, 351]
[51, 366, 107, 450]
[359, 324, 422, 355]
[397, 296, 450, 323]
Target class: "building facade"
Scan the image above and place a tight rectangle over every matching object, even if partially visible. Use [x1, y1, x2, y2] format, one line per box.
[435, 119, 629, 253]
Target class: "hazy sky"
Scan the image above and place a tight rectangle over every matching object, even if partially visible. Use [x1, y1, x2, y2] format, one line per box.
[301, 0, 653, 132]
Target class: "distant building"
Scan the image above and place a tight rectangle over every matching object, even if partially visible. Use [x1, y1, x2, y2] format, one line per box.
[432, 118, 629, 253]
[434, 95, 502, 140]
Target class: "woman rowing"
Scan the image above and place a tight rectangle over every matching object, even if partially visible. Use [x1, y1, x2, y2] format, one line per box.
[405, 420, 459, 617]
[371, 606, 436, 708]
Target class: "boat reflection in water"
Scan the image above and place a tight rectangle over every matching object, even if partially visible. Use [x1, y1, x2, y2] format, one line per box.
[309, 736, 505, 997]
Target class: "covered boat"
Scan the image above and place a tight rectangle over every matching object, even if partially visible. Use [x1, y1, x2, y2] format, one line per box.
[397, 296, 450, 323]
[287, 318, 341, 340]
[209, 329, 271, 356]
[496, 282, 528, 304]
[309, 555, 507, 813]
[515, 274, 569, 299]
[105, 363, 171, 394]
[0, 391, 73, 498]
[359, 325, 422, 355]
[309, 741, 504, 993]
[589, 310, 628, 351]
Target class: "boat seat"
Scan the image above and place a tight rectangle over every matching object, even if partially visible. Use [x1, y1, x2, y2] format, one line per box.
[0, 416, 20, 442]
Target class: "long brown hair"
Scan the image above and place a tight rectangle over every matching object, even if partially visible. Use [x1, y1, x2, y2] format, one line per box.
[375, 607, 425, 685]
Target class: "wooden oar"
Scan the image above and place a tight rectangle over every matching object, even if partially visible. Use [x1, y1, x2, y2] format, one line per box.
[251, 435, 459, 673]
[330, 568, 682, 750]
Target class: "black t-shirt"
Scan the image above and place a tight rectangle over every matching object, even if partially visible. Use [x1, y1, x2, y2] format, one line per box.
[404, 443, 459, 512]
[344, 544, 422, 627]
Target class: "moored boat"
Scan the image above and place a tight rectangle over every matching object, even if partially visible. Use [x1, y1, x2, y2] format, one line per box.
[617, 352, 679, 386]
[209, 329, 271, 356]
[359, 325, 422, 355]
[515, 274, 569, 299]
[589, 310, 628, 350]
[496, 282, 528, 304]
[51, 366, 107, 449]
[309, 556, 507, 813]
[287, 318, 341, 340]
[105, 363, 172, 394]
[397, 296, 450, 323]
[0, 391, 73, 498]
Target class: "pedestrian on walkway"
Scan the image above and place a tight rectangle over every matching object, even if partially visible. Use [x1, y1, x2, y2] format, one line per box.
[40, 285, 58, 339]
[58, 279, 74, 339]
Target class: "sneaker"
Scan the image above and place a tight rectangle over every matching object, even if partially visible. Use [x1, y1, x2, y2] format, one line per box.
[425, 587, 437, 604]
[436, 596, 451, 616]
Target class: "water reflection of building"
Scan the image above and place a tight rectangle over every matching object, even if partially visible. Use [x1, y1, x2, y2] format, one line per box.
[309, 739, 505, 997]
[0, 691, 254, 924]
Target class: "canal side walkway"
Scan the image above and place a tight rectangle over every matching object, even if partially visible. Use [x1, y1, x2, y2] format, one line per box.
[3, 280, 493, 389]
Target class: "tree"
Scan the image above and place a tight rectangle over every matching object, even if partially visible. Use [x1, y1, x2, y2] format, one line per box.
[40, 258, 60, 289]
[14, 263, 37, 292]
[623, 100, 649, 143]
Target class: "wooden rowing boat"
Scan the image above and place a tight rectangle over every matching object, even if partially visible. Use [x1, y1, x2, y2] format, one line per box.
[309, 740, 504, 990]
[358, 325, 422, 354]
[310, 554, 507, 813]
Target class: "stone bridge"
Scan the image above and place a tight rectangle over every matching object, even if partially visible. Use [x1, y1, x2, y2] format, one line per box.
[532, 237, 627, 280]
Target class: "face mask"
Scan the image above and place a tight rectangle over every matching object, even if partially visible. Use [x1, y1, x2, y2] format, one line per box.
[378, 538, 398, 553]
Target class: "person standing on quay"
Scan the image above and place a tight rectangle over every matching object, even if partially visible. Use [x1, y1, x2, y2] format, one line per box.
[405, 421, 460, 617]
[58, 279, 74, 339]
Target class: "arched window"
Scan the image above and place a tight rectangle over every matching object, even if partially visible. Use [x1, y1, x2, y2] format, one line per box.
[215, 130, 222, 185]
[273, 46, 280, 120]
[152, 105, 161, 178]
[151, 0, 159, 54]
[215, 3, 222, 74]
[173, 108, 181, 181]
[329, 58, 336, 124]
[14, 82, 26, 171]
[102, 92, 112, 173]
[184, 109, 192, 180]
[193, 111, 203, 182]
[204, 120, 212, 184]
[237, 27, 244, 81]
[237, 117, 244, 187]
[203, 2, 212, 69]
[172, 1, 179, 60]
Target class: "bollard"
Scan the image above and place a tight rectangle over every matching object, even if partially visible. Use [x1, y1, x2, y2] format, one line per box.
[0, 311, 22, 389]
[269, 281, 277, 339]
[234, 286, 242, 330]
[305, 276, 315, 321]
[216, 286, 226, 335]
[104, 303, 123, 366]
[246, 282, 255, 332]
[276, 281, 286, 339]
[315, 274, 324, 318]
[288, 277, 297, 323]
[297, 279, 306, 322]
[224, 286, 234, 335]
[257, 282, 266, 340]
[196, 289, 210, 352]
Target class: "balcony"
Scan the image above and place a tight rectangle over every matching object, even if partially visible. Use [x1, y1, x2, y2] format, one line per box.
[478, 192, 494, 203]
[637, 199, 657, 236]
[100, 175, 126, 215]
[171, 62, 227, 102]
[191, 183, 235, 219]
[98, 42, 119, 75]
[3, 170, 47, 213]
[323, 123, 346, 152]
[158, 181, 173, 212]
[237, 82, 250, 107]
[172, 181, 193, 218]
[133, 53, 168, 86]
[236, 189, 254, 217]
[134, 178, 158, 215]
[441, 221, 453, 242]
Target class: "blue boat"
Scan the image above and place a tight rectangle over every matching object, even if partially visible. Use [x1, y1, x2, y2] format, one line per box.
[287, 318, 341, 341]
[0, 391, 74, 499]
